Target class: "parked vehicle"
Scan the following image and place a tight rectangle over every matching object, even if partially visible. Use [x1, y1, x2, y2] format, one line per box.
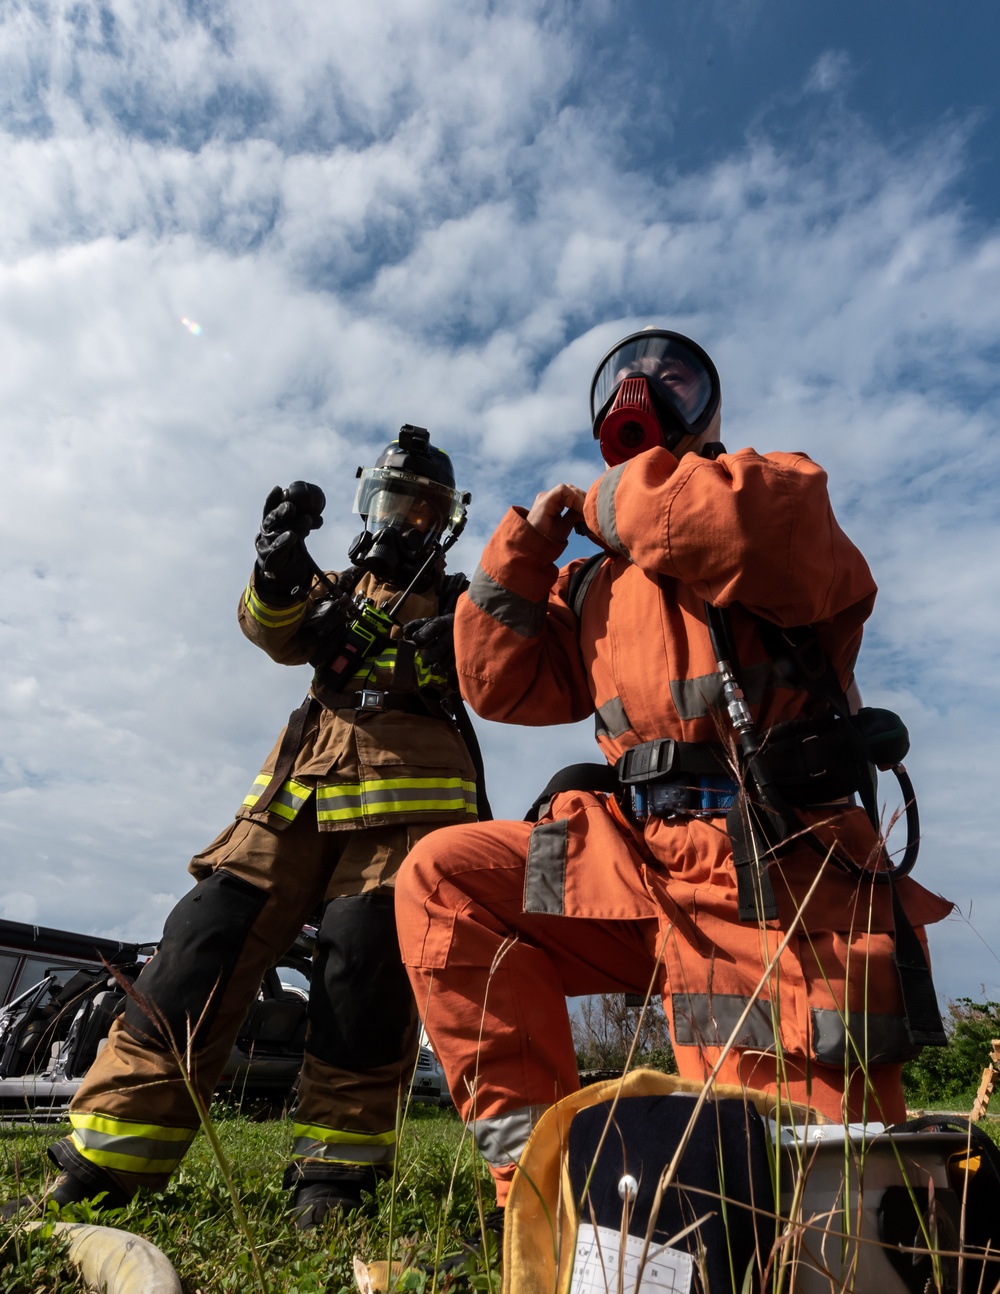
[0, 918, 452, 1118]
[0, 917, 308, 1118]
[410, 1038, 453, 1107]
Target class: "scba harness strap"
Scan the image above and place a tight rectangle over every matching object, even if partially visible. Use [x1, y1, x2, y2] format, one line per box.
[560, 551, 944, 1049]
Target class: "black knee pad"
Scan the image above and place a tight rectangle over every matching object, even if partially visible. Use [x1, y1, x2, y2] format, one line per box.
[307, 891, 415, 1070]
[123, 870, 268, 1049]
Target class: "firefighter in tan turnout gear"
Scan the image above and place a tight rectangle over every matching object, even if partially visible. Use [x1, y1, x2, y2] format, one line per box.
[42, 426, 478, 1227]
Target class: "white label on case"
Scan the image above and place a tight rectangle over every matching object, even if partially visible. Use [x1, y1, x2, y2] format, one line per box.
[570, 1223, 694, 1294]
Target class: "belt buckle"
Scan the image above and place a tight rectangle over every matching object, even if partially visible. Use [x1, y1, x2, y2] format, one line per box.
[357, 688, 386, 712]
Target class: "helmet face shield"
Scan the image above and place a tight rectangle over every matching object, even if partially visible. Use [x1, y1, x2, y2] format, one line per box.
[353, 467, 467, 537]
[590, 330, 721, 460]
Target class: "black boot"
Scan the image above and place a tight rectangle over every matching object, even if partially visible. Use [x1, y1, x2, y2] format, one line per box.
[290, 1179, 365, 1230]
[285, 1163, 381, 1231]
[46, 1139, 134, 1211]
[436, 1207, 506, 1276]
[1, 1160, 132, 1222]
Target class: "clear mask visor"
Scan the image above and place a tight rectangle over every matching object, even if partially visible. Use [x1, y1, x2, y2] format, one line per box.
[592, 335, 714, 429]
[353, 467, 466, 535]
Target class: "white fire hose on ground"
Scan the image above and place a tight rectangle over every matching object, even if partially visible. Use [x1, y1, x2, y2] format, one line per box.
[24, 1220, 182, 1293]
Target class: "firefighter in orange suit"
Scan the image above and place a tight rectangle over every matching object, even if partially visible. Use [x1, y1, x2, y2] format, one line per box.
[394, 330, 953, 1209]
[42, 427, 478, 1227]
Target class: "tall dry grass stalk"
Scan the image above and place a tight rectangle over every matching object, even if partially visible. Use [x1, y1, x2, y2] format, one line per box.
[108, 969, 272, 1294]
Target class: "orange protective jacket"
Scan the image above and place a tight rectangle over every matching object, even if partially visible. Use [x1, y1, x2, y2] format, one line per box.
[456, 445, 951, 1073]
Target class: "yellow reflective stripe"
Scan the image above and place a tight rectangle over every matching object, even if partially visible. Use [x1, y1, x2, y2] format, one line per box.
[242, 775, 312, 821]
[348, 648, 397, 685]
[415, 657, 449, 689]
[293, 1122, 396, 1147]
[362, 791, 474, 813]
[242, 773, 270, 807]
[69, 1112, 196, 1176]
[71, 1112, 195, 1141]
[291, 1122, 397, 1165]
[243, 584, 307, 630]
[316, 777, 477, 821]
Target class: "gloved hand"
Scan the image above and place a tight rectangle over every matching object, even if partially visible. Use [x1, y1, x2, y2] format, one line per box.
[404, 614, 456, 670]
[254, 481, 326, 603]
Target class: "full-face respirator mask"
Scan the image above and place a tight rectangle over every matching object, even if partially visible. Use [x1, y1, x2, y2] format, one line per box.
[590, 329, 722, 466]
[348, 425, 470, 587]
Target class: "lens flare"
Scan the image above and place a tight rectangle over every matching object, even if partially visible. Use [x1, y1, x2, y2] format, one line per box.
[180, 317, 203, 336]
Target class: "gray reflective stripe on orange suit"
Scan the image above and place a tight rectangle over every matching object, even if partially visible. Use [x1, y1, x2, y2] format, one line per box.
[523, 819, 568, 916]
[672, 995, 917, 1065]
[594, 463, 629, 559]
[811, 1008, 918, 1064]
[472, 1105, 550, 1167]
[670, 993, 776, 1051]
[467, 566, 546, 638]
[669, 663, 779, 721]
[595, 696, 631, 740]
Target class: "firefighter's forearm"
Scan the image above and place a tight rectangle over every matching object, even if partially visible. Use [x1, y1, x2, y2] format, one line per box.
[238, 572, 313, 665]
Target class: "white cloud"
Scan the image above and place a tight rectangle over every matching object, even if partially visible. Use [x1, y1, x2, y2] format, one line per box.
[805, 50, 853, 96]
[0, 0, 998, 1005]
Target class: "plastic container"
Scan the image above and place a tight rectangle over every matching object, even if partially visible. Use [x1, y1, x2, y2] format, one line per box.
[773, 1121, 969, 1294]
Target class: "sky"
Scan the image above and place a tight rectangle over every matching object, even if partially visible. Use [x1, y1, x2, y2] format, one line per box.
[1, 0, 999, 1010]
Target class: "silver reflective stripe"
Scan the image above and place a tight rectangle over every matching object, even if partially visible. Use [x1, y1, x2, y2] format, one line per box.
[317, 778, 478, 823]
[472, 1105, 550, 1167]
[362, 783, 473, 811]
[269, 782, 312, 815]
[291, 1137, 396, 1165]
[468, 566, 546, 639]
[596, 696, 631, 739]
[670, 662, 778, 721]
[316, 786, 364, 818]
[70, 1126, 195, 1173]
[671, 993, 776, 1051]
[523, 819, 568, 916]
[595, 464, 629, 559]
[811, 1009, 918, 1065]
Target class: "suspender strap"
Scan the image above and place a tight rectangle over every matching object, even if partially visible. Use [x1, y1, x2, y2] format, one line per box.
[251, 695, 319, 816]
[889, 877, 948, 1046]
[726, 792, 779, 922]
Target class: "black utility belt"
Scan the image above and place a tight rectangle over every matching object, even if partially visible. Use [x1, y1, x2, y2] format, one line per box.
[317, 688, 431, 716]
[617, 716, 864, 822]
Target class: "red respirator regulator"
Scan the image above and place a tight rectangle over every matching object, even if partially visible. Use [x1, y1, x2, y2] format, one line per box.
[589, 329, 721, 466]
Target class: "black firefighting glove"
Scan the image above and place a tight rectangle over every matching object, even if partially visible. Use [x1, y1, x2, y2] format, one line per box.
[404, 614, 456, 670]
[254, 481, 326, 605]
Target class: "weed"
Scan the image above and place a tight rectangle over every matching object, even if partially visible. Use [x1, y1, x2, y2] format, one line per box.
[0, 1105, 490, 1292]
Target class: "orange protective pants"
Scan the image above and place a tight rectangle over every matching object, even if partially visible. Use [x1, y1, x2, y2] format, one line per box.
[395, 807, 936, 1204]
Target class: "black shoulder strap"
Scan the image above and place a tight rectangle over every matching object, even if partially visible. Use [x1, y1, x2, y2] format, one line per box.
[750, 614, 944, 1046]
[251, 695, 319, 816]
[566, 553, 606, 620]
[438, 570, 470, 615]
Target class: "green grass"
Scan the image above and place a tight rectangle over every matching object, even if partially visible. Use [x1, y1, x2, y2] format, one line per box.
[0, 1102, 495, 1294]
[4, 1096, 998, 1293]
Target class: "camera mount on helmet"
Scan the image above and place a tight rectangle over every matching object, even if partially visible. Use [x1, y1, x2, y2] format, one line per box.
[349, 425, 470, 586]
[590, 329, 721, 466]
